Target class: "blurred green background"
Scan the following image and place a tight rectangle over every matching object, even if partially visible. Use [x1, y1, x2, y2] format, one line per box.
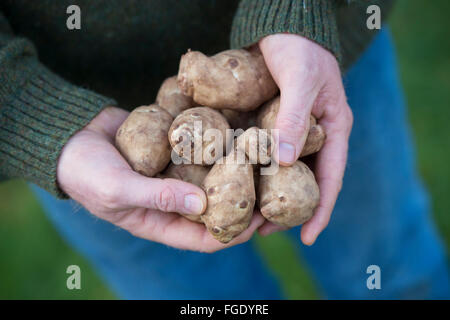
[1, 0, 449, 299]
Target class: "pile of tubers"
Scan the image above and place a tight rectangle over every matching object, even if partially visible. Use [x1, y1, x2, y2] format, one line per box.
[115, 48, 326, 244]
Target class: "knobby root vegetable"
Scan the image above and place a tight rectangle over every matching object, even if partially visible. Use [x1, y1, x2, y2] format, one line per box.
[300, 123, 326, 157]
[159, 163, 210, 186]
[157, 163, 210, 223]
[177, 48, 278, 111]
[235, 127, 274, 165]
[156, 76, 195, 118]
[168, 107, 232, 165]
[201, 151, 255, 243]
[258, 160, 319, 227]
[257, 96, 326, 157]
[115, 105, 173, 177]
[220, 109, 257, 131]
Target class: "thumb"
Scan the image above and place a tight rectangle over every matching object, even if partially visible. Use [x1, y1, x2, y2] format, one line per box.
[121, 172, 207, 215]
[275, 83, 319, 165]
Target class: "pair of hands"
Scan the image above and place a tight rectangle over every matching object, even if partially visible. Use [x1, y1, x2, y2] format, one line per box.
[57, 34, 353, 253]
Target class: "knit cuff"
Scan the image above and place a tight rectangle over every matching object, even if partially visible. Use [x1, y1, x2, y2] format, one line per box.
[0, 60, 116, 198]
[231, 0, 342, 63]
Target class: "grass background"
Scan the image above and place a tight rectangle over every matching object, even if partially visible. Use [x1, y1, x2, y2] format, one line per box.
[1, 0, 449, 299]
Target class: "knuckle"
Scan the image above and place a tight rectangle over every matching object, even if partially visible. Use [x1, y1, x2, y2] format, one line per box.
[277, 112, 309, 137]
[348, 110, 354, 129]
[343, 105, 353, 125]
[154, 185, 177, 212]
[343, 107, 354, 135]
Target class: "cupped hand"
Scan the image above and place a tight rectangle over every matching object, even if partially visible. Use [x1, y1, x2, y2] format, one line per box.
[258, 34, 354, 245]
[57, 106, 264, 252]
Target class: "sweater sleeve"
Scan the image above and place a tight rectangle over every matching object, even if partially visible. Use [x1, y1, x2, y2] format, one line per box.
[230, 0, 342, 62]
[0, 11, 117, 198]
[231, 0, 395, 70]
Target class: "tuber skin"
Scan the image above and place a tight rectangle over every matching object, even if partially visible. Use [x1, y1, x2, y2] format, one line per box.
[157, 163, 210, 223]
[201, 150, 256, 243]
[257, 96, 326, 157]
[235, 126, 274, 165]
[177, 48, 278, 112]
[156, 76, 195, 118]
[169, 107, 232, 165]
[258, 160, 320, 227]
[301, 124, 326, 157]
[220, 109, 257, 131]
[115, 105, 173, 177]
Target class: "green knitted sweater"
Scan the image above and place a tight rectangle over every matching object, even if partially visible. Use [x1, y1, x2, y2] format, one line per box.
[0, 0, 394, 198]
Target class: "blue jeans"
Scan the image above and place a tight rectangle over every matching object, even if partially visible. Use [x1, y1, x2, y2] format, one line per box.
[31, 28, 450, 299]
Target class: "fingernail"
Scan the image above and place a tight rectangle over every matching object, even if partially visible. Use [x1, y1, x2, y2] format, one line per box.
[184, 194, 204, 214]
[279, 142, 296, 163]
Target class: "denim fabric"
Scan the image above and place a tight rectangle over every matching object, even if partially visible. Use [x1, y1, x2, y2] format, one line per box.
[30, 28, 449, 299]
[288, 28, 450, 299]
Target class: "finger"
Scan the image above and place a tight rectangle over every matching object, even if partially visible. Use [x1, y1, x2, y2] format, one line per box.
[258, 220, 289, 236]
[118, 171, 207, 216]
[274, 79, 321, 166]
[127, 209, 265, 252]
[300, 110, 351, 245]
[86, 106, 129, 140]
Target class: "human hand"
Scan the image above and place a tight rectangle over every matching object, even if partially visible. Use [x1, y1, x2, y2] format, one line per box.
[57, 106, 264, 252]
[257, 34, 353, 245]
